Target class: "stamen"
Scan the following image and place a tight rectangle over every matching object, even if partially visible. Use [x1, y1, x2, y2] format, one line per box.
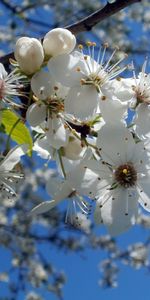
[99, 191, 111, 208]
[78, 44, 83, 50]
[92, 42, 96, 61]
[77, 41, 127, 92]
[125, 193, 129, 215]
[100, 43, 108, 66]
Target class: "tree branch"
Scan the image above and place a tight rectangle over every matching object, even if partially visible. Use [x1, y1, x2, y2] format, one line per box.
[67, 0, 141, 34]
[0, 0, 141, 67]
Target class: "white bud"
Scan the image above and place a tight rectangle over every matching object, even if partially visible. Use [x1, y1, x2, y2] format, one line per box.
[14, 37, 44, 75]
[43, 28, 76, 57]
[62, 136, 86, 160]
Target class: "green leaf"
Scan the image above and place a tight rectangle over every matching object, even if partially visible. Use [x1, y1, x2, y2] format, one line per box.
[1, 109, 33, 155]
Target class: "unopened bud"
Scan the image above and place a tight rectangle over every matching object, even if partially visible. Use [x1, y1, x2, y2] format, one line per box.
[14, 37, 44, 75]
[43, 28, 76, 57]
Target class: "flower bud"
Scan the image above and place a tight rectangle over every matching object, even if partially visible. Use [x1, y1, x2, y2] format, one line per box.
[62, 136, 86, 160]
[14, 37, 44, 75]
[43, 28, 76, 57]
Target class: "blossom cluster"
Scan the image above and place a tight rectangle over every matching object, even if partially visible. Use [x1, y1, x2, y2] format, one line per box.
[1, 27, 150, 236]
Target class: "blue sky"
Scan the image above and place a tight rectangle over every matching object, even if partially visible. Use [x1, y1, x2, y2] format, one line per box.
[39, 225, 150, 300]
[1, 225, 150, 300]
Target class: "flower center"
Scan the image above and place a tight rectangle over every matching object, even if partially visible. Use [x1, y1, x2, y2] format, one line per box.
[78, 41, 127, 93]
[137, 91, 150, 105]
[132, 86, 150, 106]
[45, 96, 64, 115]
[80, 73, 105, 93]
[114, 162, 137, 188]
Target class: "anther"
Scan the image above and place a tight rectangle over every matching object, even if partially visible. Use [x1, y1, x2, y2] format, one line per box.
[86, 41, 92, 47]
[101, 95, 106, 101]
[103, 42, 109, 48]
[76, 67, 81, 72]
[78, 44, 83, 50]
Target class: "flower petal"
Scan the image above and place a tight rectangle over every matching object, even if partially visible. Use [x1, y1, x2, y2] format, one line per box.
[26, 103, 46, 127]
[46, 176, 72, 200]
[137, 175, 150, 212]
[99, 96, 127, 124]
[0, 63, 7, 79]
[33, 137, 51, 159]
[48, 51, 87, 87]
[95, 188, 138, 236]
[0, 144, 28, 171]
[46, 117, 69, 149]
[65, 85, 99, 120]
[29, 200, 58, 216]
[134, 104, 150, 138]
[97, 124, 135, 165]
[31, 70, 53, 100]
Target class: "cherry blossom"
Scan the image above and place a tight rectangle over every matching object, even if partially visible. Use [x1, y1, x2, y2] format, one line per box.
[26, 70, 69, 149]
[0, 144, 28, 199]
[48, 42, 127, 120]
[80, 125, 150, 235]
[0, 63, 26, 108]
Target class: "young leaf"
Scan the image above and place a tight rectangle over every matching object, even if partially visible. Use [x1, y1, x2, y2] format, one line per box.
[1, 109, 33, 155]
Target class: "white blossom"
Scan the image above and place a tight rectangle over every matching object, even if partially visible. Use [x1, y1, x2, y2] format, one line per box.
[0, 144, 27, 199]
[29, 154, 98, 223]
[129, 243, 149, 269]
[26, 70, 69, 149]
[0, 63, 26, 108]
[78, 125, 150, 235]
[48, 42, 126, 120]
[131, 60, 150, 138]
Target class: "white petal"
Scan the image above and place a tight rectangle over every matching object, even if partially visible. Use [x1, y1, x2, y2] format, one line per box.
[46, 117, 69, 149]
[26, 103, 46, 127]
[131, 141, 149, 172]
[33, 137, 51, 159]
[97, 124, 135, 165]
[99, 96, 127, 124]
[29, 200, 58, 216]
[31, 70, 53, 100]
[48, 51, 87, 87]
[134, 104, 150, 138]
[137, 175, 150, 212]
[46, 177, 72, 200]
[102, 78, 134, 102]
[0, 63, 7, 79]
[67, 163, 110, 199]
[0, 144, 28, 171]
[65, 85, 99, 120]
[95, 188, 138, 236]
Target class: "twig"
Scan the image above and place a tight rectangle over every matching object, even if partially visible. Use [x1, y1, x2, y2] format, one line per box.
[67, 0, 141, 34]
